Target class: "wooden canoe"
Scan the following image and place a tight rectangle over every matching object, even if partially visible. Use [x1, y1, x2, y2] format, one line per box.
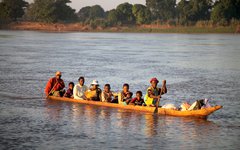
[47, 96, 222, 119]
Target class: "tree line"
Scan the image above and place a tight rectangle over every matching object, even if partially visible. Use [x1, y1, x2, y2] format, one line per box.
[0, 0, 240, 27]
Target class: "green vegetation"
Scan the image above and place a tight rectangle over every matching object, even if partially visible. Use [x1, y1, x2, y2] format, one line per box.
[0, 0, 28, 23]
[177, 0, 212, 25]
[23, 0, 77, 23]
[78, 5, 105, 21]
[132, 4, 151, 25]
[116, 3, 135, 25]
[121, 26, 237, 33]
[107, 9, 120, 26]
[211, 0, 240, 24]
[77, 5, 106, 27]
[0, 0, 240, 32]
[146, 0, 176, 21]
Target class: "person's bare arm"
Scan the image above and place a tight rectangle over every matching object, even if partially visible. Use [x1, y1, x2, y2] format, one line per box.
[148, 90, 161, 99]
[161, 80, 167, 95]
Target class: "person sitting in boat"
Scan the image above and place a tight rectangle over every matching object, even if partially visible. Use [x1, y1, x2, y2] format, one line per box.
[45, 71, 65, 97]
[85, 80, 102, 101]
[144, 78, 167, 107]
[118, 83, 132, 105]
[101, 84, 114, 102]
[130, 91, 145, 106]
[73, 76, 88, 100]
[64, 82, 74, 98]
[124, 92, 133, 104]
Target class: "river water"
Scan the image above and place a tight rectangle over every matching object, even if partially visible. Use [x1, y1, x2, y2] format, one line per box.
[0, 30, 240, 149]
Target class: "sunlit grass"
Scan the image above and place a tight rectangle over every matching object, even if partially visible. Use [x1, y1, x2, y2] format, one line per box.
[117, 26, 237, 33]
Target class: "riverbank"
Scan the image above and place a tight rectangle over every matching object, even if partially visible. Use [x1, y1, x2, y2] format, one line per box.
[1, 22, 239, 33]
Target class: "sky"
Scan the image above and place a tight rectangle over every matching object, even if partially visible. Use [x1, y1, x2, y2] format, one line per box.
[69, 0, 146, 11]
[26, 0, 146, 11]
[26, 0, 182, 12]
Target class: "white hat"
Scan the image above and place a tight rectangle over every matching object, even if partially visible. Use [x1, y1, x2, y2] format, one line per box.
[91, 80, 99, 85]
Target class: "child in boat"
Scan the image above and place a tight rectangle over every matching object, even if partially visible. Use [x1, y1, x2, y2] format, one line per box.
[144, 78, 167, 107]
[123, 92, 133, 104]
[85, 80, 102, 101]
[64, 82, 74, 98]
[130, 91, 145, 106]
[101, 84, 114, 102]
[73, 76, 88, 100]
[118, 83, 133, 105]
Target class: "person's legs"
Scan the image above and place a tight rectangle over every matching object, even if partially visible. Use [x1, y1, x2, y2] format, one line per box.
[153, 99, 157, 105]
[59, 89, 65, 97]
[52, 91, 60, 97]
[111, 98, 118, 103]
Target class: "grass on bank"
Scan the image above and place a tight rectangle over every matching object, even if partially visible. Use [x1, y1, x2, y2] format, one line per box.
[101, 26, 237, 33]
[1, 21, 239, 33]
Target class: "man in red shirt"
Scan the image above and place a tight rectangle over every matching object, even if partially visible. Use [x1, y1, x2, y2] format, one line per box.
[45, 71, 65, 97]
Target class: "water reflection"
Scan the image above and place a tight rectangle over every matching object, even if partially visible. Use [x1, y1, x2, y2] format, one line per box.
[44, 100, 64, 121]
[115, 109, 133, 129]
[1, 31, 238, 149]
[98, 109, 112, 130]
[45, 101, 219, 138]
[144, 114, 161, 137]
[42, 98, 228, 149]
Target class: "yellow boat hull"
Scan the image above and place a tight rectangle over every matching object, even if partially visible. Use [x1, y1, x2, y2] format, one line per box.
[47, 96, 222, 119]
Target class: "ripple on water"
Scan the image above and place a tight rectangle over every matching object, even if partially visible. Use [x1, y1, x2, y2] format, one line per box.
[0, 31, 240, 149]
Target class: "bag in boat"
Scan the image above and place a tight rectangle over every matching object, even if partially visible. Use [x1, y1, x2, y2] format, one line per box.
[162, 103, 177, 110]
[188, 99, 205, 110]
[85, 90, 97, 99]
[180, 102, 191, 111]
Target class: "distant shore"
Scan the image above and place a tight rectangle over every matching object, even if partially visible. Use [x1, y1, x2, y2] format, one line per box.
[1, 22, 240, 33]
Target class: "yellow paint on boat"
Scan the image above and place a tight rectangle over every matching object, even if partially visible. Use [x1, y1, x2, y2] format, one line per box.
[47, 96, 222, 119]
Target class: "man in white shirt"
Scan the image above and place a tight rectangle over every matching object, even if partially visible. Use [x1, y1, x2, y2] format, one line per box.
[73, 76, 88, 100]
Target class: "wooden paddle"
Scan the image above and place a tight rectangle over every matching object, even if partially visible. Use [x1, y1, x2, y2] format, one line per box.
[46, 82, 58, 99]
[154, 80, 166, 113]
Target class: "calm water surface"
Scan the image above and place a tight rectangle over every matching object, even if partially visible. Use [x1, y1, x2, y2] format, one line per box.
[0, 31, 240, 149]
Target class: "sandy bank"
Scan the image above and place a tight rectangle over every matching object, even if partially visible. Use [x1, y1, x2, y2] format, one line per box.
[1, 21, 239, 33]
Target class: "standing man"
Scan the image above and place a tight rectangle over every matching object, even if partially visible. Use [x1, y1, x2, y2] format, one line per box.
[45, 71, 65, 97]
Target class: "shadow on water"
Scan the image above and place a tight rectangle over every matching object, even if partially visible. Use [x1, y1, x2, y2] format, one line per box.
[0, 91, 42, 100]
